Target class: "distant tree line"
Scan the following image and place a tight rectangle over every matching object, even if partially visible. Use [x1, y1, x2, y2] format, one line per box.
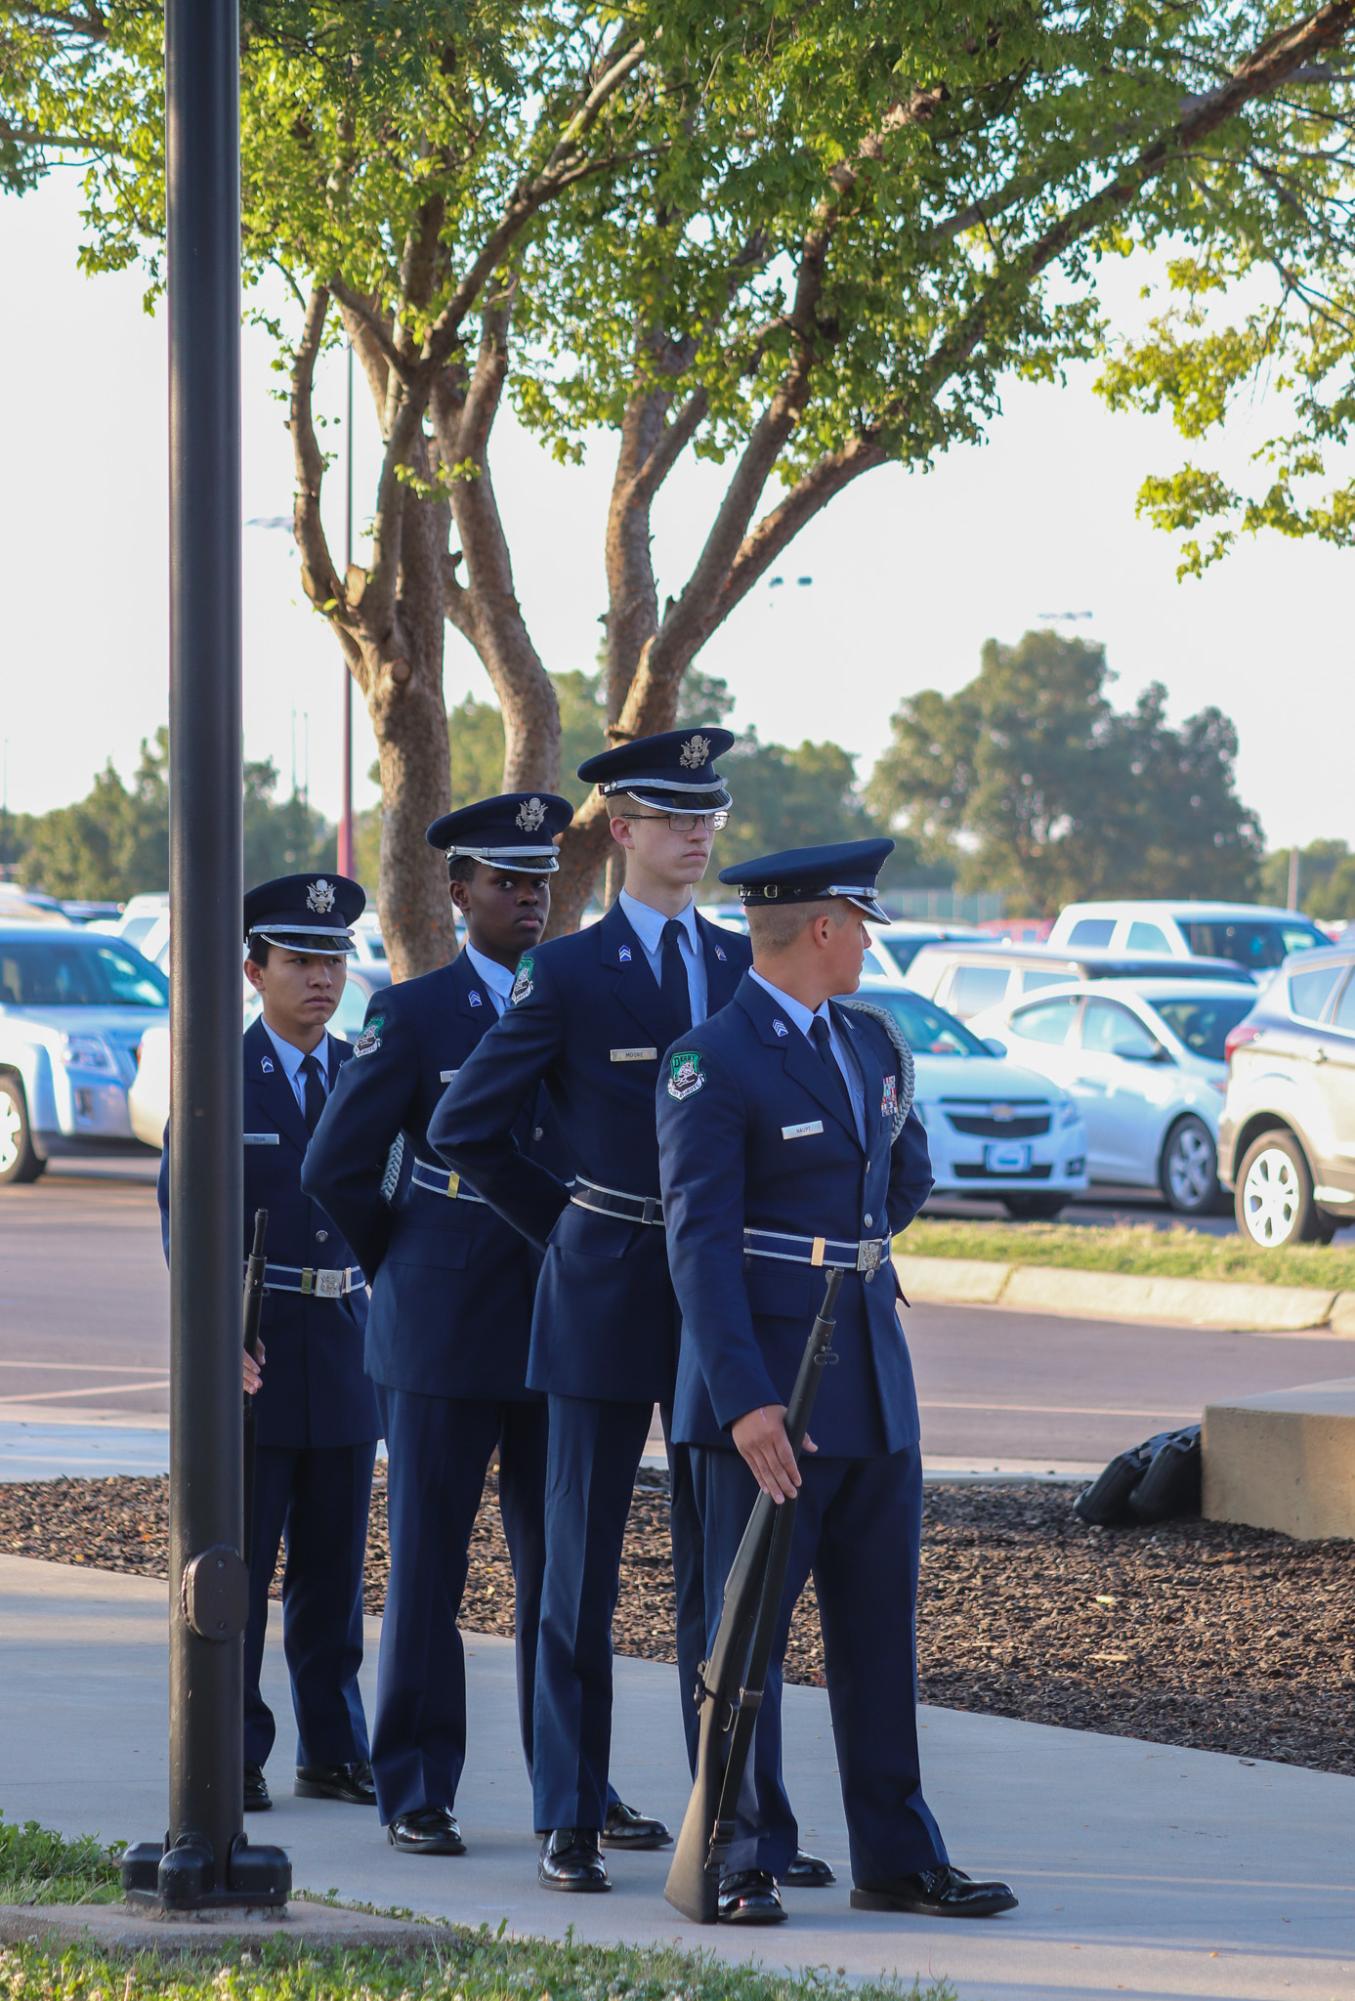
[7, 635, 1338, 926]
[1, 728, 330, 902]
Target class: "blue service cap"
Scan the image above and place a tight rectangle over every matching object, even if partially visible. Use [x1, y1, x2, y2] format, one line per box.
[719, 839, 895, 923]
[425, 792, 573, 873]
[244, 873, 365, 956]
[577, 727, 734, 813]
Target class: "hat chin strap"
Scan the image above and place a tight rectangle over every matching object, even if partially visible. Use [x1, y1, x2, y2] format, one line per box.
[443, 844, 559, 872]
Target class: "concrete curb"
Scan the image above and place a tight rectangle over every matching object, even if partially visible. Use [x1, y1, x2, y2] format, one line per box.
[898, 1254, 1355, 1334]
[0, 1899, 438, 1954]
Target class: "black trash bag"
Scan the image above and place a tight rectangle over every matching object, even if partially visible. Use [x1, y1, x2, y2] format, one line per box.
[1073, 1432, 1170, 1527]
[1128, 1425, 1202, 1524]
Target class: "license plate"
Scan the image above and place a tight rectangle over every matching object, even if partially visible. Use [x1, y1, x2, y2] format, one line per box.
[984, 1142, 1032, 1175]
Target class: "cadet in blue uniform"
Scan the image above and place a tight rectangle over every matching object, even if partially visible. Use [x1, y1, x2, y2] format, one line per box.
[430, 732, 825, 1896]
[158, 873, 381, 1814]
[657, 841, 1018, 1926]
[303, 793, 645, 1858]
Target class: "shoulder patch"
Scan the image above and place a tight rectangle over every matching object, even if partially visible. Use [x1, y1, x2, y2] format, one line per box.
[353, 1014, 385, 1058]
[511, 956, 535, 1006]
[840, 1000, 915, 1137]
[667, 1049, 705, 1101]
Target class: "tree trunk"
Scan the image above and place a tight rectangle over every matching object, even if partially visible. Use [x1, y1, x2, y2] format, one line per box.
[361, 485, 458, 981]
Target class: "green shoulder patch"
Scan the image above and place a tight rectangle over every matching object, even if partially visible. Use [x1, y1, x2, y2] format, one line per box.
[667, 1050, 705, 1101]
[510, 956, 535, 1006]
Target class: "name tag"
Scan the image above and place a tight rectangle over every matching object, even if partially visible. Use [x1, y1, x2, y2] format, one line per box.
[244, 1133, 280, 1146]
[782, 1121, 824, 1141]
[610, 1047, 658, 1062]
[439, 1069, 459, 1083]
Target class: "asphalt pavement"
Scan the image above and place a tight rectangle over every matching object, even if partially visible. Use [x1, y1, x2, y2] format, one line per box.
[3, 1153, 1352, 1475]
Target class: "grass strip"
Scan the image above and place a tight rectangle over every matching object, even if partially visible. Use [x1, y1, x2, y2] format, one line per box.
[0, 1818, 954, 2001]
[899, 1218, 1355, 1290]
[0, 1817, 123, 1906]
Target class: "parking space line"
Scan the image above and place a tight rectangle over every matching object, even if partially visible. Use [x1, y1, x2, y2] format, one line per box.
[0, 1361, 168, 1375]
[920, 1399, 1192, 1418]
[0, 1380, 172, 1405]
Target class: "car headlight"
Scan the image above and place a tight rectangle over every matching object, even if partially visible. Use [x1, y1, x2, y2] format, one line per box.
[1056, 1095, 1081, 1128]
[61, 1034, 115, 1072]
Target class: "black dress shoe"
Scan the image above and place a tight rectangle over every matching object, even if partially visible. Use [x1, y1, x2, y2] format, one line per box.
[851, 1864, 1018, 1918]
[387, 1806, 466, 1855]
[717, 1868, 786, 1925]
[782, 1848, 836, 1887]
[599, 1799, 672, 1850]
[295, 1761, 377, 1805]
[243, 1764, 271, 1813]
[538, 1828, 610, 1892]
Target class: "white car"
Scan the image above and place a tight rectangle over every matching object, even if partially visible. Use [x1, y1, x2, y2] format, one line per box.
[969, 977, 1258, 1214]
[1047, 900, 1328, 974]
[862, 920, 987, 983]
[845, 983, 1087, 1220]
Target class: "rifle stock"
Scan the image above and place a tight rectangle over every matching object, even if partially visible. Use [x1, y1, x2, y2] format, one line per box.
[665, 1268, 844, 1922]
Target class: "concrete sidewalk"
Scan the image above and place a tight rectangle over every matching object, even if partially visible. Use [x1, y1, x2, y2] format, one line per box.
[2, 1555, 1351, 2000]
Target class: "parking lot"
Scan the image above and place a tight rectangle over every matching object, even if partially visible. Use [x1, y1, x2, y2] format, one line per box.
[3, 1152, 1348, 1472]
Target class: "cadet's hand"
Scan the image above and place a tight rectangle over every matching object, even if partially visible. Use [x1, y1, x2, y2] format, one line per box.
[243, 1341, 265, 1397]
[730, 1405, 816, 1504]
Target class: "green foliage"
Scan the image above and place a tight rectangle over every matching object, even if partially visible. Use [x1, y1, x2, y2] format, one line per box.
[9, 4, 1349, 489]
[866, 629, 1263, 916]
[1261, 839, 1355, 921]
[14, 728, 332, 901]
[0, 1904, 955, 2001]
[0, 1813, 122, 1905]
[1095, 112, 1355, 576]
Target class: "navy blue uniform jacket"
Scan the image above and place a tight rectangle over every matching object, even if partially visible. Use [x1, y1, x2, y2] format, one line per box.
[157, 1020, 379, 1452]
[656, 978, 933, 1458]
[301, 952, 563, 1402]
[429, 903, 751, 1405]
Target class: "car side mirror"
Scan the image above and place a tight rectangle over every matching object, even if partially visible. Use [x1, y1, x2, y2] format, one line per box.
[983, 1037, 1007, 1058]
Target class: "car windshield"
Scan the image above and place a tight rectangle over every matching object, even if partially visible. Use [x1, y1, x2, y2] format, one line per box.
[852, 989, 988, 1057]
[1184, 918, 1326, 970]
[1153, 994, 1256, 1061]
[0, 936, 168, 1008]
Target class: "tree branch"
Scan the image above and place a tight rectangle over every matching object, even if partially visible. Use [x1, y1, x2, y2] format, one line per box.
[420, 38, 647, 372]
[289, 284, 347, 623]
[329, 273, 411, 385]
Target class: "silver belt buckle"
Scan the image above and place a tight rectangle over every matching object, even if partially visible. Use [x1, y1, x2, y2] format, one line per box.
[315, 1267, 344, 1299]
[856, 1238, 884, 1279]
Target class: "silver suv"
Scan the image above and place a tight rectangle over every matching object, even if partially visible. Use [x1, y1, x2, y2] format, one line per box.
[1218, 946, 1355, 1245]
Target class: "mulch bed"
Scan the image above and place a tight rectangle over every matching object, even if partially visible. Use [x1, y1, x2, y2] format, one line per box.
[1, 1468, 1350, 1778]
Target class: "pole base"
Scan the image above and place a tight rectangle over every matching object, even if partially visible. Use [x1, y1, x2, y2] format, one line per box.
[121, 1834, 291, 1911]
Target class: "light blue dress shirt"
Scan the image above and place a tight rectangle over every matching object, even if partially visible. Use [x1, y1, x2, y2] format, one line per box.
[262, 1018, 329, 1114]
[464, 941, 515, 1016]
[617, 889, 709, 1026]
[747, 969, 866, 1145]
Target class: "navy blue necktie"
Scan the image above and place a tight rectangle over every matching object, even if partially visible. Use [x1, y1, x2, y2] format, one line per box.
[810, 1017, 856, 1134]
[300, 1053, 326, 1136]
[660, 918, 691, 1037]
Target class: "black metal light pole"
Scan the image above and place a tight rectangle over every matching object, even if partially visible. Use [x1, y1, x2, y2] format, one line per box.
[122, 0, 289, 1910]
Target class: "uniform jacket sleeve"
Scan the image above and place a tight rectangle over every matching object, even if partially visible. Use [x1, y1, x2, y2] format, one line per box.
[428, 978, 572, 1251]
[300, 989, 411, 1279]
[656, 1041, 782, 1431]
[886, 1105, 933, 1236]
[156, 1128, 170, 1262]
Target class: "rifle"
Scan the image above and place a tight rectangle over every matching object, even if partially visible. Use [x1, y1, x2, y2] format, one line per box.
[665, 1267, 844, 1923]
[242, 1208, 268, 1550]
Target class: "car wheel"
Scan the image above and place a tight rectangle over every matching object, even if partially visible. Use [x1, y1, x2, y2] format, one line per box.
[1160, 1115, 1224, 1216]
[1001, 1194, 1068, 1221]
[1234, 1129, 1322, 1248]
[0, 1076, 45, 1186]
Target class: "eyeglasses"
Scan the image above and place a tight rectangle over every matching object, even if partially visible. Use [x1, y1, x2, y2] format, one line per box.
[620, 811, 729, 833]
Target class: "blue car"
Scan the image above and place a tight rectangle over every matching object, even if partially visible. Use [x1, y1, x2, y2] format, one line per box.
[0, 923, 169, 1185]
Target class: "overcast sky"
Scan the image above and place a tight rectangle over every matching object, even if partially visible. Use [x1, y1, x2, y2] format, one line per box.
[3, 171, 1351, 854]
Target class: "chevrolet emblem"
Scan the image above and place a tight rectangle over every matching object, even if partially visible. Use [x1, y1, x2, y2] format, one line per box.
[990, 1104, 1016, 1122]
